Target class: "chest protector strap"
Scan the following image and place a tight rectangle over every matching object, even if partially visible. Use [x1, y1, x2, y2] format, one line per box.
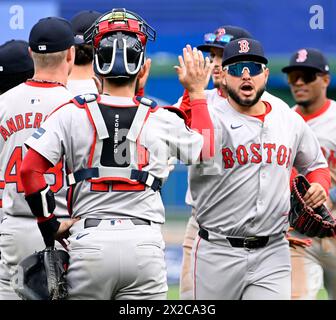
[66, 94, 162, 191]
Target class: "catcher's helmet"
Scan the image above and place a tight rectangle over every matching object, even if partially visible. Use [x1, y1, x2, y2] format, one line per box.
[84, 8, 156, 78]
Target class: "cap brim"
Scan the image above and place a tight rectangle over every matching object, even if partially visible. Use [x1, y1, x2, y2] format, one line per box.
[222, 54, 268, 66]
[281, 65, 326, 73]
[197, 43, 226, 52]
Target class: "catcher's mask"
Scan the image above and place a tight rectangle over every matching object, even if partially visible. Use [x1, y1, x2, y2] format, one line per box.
[84, 8, 156, 78]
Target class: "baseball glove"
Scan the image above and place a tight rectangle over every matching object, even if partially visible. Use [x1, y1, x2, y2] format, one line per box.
[289, 174, 336, 238]
[15, 247, 69, 300]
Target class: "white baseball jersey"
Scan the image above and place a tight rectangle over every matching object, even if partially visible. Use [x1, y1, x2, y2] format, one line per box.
[294, 99, 336, 187]
[25, 95, 203, 223]
[67, 79, 98, 96]
[0, 81, 72, 218]
[187, 92, 327, 238]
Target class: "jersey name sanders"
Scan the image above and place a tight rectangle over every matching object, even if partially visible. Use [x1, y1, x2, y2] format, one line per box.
[222, 143, 292, 168]
[0, 112, 47, 141]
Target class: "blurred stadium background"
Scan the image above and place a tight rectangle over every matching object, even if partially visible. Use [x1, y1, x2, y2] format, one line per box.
[1, 0, 335, 299]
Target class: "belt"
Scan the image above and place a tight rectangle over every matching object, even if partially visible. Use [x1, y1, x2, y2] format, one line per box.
[199, 227, 269, 249]
[84, 217, 150, 229]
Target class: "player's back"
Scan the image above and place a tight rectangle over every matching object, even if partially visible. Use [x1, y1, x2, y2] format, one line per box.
[0, 81, 72, 217]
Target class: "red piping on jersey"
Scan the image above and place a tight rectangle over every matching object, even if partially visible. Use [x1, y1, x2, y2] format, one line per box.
[193, 236, 202, 300]
[0, 180, 4, 189]
[0, 199, 2, 208]
[25, 80, 64, 88]
[295, 99, 331, 122]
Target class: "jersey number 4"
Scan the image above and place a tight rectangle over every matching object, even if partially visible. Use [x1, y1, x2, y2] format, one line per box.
[4, 146, 64, 193]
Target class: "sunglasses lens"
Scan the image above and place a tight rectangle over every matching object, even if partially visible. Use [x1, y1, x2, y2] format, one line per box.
[288, 71, 317, 84]
[217, 34, 233, 45]
[227, 62, 263, 77]
[204, 33, 216, 44]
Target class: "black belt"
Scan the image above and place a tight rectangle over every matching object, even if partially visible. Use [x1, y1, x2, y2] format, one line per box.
[199, 227, 269, 249]
[84, 217, 150, 228]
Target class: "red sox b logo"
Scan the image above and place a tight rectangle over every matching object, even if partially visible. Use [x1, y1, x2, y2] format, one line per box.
[238, 40, 250, 53]
[296, 49, 308, 62]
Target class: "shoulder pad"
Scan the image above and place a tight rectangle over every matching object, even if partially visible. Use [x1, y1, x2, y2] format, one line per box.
[135, 96, 157, 109]
[72, 93, 98, 105]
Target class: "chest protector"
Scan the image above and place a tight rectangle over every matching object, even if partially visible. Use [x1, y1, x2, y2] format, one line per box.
[66, 94, 161, 191]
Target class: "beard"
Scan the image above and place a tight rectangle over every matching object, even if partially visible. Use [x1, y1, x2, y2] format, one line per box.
[227, 84, 266, 107]
[296, 98, 314, 108]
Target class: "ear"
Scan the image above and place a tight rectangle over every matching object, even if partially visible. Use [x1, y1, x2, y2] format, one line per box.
[322, 73, 331, 88]
[222, 69, 227, 86]
[28, 47, 33, 58]
[263, 67, 270, 85]
[67, 46, 76, 63]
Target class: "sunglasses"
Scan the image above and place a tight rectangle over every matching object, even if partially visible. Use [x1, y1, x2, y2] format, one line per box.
[224, 61, 265, 77]
[287, 70, 323, 84]
[204, 33, 233, 45]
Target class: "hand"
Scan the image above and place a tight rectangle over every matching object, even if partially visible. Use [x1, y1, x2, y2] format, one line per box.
[174, 45, 211, 100]
[137, 58, 151, 92]
[303, 182, 327, 208]
[55, 217, 80, 250]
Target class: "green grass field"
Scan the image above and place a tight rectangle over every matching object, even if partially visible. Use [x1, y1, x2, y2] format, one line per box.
[167, 285, 328, 300]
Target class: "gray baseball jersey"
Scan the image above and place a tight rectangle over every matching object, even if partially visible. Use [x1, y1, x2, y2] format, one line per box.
[189, 94, 327, 238]
[25, 95, 203, 223]
[0, 81, 72, 218]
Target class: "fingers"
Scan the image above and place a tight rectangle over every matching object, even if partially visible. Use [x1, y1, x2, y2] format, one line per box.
[303, 184, 327, 208]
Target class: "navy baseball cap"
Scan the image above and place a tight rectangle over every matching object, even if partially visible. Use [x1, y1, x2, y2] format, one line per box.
[222, 38, 268, 66]
[29, 17, 75, 53]
[71, 10, 102, 45]
[197, 26, 252, 52]
[0, 40, 34, 75]
[282, 48, 330, 74]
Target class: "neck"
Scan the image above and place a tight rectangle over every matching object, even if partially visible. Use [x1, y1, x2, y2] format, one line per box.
[298, 95, 328, 115]
[102, 79, 136, 97]
[228, 97, 265, 116]
[32, 68, 68, 86]
[68, 64, 95, 80]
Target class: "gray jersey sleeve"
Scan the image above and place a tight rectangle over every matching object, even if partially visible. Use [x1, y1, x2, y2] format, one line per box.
[293, 116, 328, 174]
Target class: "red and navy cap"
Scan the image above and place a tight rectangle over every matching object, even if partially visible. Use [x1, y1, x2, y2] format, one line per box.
[0, 40, 34, 75]
[71, 10, 102, 45]
[29, 17, 75, 53]
[282, 48, 329, 74]
[197, 26, 252, 52]
[222, 38, 268, 66]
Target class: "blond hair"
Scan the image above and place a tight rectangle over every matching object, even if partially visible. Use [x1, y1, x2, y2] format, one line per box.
[31, 50, 67, 69]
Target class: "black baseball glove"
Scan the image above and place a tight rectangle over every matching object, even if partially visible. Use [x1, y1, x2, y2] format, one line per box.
[15, 247, 69, 300]
[289, 174, 336, 238]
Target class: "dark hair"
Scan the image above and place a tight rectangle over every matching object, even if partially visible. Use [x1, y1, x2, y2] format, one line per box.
[0, 69, 34, 94]
[105, 74, 138, 87]
[74, 44, 94, 65]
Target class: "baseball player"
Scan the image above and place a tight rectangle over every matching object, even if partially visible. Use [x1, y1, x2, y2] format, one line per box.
[177, 25, 252, 300]
[20, 8, 214, 300]
[67, 10, 102, 95]
[0, 40, 34, 223]
[189, 38, 330, 300]
[176, 26, 292, 299]
[282, 48, 336, 300]
[0, 17, 77, 299]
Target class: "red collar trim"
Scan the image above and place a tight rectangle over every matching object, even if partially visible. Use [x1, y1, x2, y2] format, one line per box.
[295, 99, 331, 122]
[25, 80, 64, 88]
[250, 101, 272, 122]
